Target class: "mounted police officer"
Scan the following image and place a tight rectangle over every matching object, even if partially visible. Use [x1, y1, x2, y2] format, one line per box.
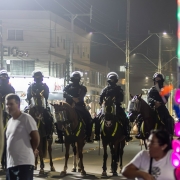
[27, 70, 55, 141]
[0, 69, 15, 169]
[27, 70, 49, 107]
[94, 72, 132, 142]
[63, 71, 93, 143]
[135, 72, 170, 139]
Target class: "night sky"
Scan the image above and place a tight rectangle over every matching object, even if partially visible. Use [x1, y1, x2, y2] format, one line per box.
[0, 0, 177, 93]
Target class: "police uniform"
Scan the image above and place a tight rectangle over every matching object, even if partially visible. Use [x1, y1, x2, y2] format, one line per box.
[135, 72, 170, 139]
[27, 71, 49, 107]
[27, 70, 53, 140]
[63, 71, 93, 143]
[94, 72, 132, 141]
[0, 70, 15, 169]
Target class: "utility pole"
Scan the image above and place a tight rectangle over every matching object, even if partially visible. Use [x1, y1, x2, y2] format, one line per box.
[65, 6, 92, 85]
[125, 0, 130, 107]
[0, 20, 3, 69]
[158, 34, 162, 73]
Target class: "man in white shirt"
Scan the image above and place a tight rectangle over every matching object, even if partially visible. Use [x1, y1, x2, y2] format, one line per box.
[5, 94, 40, 180]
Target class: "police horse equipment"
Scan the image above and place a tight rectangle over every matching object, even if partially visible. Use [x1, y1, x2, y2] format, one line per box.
[128, 94, 174, 149]
[51, 101, 86, 176]
[101, 96, 125, 177]
[27, 89, 55, 174]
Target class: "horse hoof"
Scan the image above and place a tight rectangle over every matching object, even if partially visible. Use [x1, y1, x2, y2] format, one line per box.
[60, 171, 66, 176]
[78, 169, 81, 172]
[39, 169, 44, 175]
[113, 172, 118, 176]
[71, 168, 76, 172]
[81, 171, 86, 176]
[51, 166, 55, 171]
[34, 166, 37, 170]
[101, 172, 107, 177]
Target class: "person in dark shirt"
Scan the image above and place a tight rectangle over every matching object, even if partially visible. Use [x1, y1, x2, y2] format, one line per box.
[94, 72, 132, 142]
[0, 69, 15, 169]
[135, 72, 170, 139]
[63, 71, 93, 143]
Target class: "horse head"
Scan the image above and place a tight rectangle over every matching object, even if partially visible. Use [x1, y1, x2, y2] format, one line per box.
[32, 89, 45, 108]
[128, 94, 142, 122]
[102, 96, 116, 127]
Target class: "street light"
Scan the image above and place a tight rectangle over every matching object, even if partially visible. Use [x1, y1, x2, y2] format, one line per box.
[136, 53, 179, 71]
[90, 32, 156, 108]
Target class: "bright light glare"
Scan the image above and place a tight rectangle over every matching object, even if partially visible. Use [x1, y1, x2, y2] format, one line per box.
[145, 77, 148, 80]
[163, 32, 167, 35]
[89, 32, 93, 35]
[171, 152, 180, 167]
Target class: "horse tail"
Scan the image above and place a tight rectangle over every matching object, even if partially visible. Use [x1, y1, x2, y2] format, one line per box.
[42, 137, 48, 158]
[0, 105, 4, 158]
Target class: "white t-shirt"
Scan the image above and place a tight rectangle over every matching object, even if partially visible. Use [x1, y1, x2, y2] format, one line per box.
[6, 112, 38, 168]
[130, 150, 175, 180]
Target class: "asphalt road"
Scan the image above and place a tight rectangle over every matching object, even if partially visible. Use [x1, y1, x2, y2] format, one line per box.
[0, 137, 145, 180]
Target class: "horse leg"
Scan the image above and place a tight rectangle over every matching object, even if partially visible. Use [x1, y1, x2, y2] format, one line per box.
[77, 141, 86, 176]
[71, 143, 77, 172]
[39, 149, 45, 175]
[119, 139, 125, 173]
[34, 156, 38, 170]
[60, 142, 70, 176]
[111, 144, 118, 176]
[48, 139, 55, 171]
[101, 142, 108, 177]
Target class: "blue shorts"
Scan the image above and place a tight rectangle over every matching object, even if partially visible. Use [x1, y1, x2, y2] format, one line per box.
[6, 165, 34, 180]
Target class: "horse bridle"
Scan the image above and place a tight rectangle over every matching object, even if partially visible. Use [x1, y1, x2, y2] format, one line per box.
[128, 95, 142, 116]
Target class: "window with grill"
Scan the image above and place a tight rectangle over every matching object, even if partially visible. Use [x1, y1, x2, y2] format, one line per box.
[8, 30, 23, 41]
[10, 60, 35, 75]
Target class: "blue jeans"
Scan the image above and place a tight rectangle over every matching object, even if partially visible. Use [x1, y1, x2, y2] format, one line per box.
[6, 165, 34, 180]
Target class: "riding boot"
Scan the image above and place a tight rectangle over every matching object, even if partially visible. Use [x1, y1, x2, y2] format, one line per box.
[124, 120, 132, 142]
[86, 122, 93, 143]
[54, 123, 64, 144]
[135, 121, 142, 139]
[94, 116, 100, 141]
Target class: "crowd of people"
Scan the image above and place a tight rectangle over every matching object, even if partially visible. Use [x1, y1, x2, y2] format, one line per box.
[0, 69, 177, 180]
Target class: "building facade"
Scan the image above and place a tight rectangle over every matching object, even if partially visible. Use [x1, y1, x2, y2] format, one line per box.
[0, 10, 109, 112]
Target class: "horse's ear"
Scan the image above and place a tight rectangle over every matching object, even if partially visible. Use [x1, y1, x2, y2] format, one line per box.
[138, 93, 142, 99]
[130, 94, 133, 99]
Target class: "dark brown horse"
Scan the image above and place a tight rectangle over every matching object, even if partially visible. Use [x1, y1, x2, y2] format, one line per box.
[100, 97, 125, 177]
[27, 90, 55, 174]
[128, 94, 174, 148]
[51, 101, 86, 176]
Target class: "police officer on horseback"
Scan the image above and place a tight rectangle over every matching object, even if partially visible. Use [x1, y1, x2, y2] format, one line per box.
[27, 70, 49, 107]
[62, 71, 93, 143]
[27, 70, 54, 140]
[0, 69, 15, 169]
[94, 72, 132, 142]
[135, 72, 170, 139]
[0, 70, 15, 98]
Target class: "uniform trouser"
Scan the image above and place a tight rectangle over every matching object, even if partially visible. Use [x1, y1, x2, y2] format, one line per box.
[156, 105, 170, 128]
[75, 105, 92, 137]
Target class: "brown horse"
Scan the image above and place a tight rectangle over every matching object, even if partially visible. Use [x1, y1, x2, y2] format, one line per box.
[100, 97, 125, 177]
[128, 94, 174, 148]
[26, 89, 55, 174]
[51, 101, 86, 176]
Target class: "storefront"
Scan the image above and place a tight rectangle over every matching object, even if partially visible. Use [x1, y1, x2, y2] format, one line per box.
[9, 77, 65, 110]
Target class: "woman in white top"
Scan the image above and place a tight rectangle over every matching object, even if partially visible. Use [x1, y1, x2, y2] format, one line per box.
[122, 129, 176, 180]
